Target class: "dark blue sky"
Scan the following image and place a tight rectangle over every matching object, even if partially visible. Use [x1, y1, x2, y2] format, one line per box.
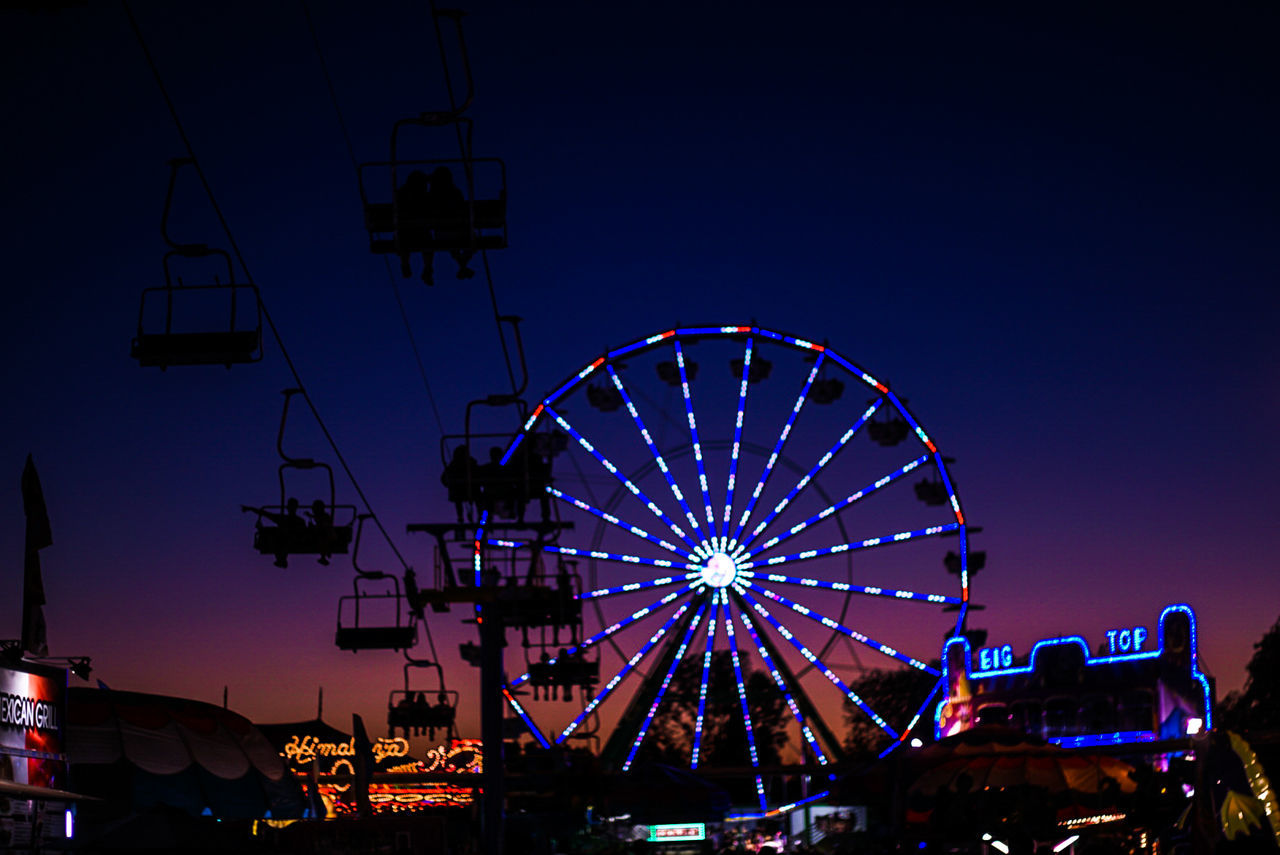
[2, 1, 1276, 742]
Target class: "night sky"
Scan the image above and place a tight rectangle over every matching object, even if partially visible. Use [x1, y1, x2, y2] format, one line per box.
[2, 1, 1277, 748]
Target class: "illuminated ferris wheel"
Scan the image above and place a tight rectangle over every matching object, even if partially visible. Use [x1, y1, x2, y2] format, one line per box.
[480, 325, 975, 813]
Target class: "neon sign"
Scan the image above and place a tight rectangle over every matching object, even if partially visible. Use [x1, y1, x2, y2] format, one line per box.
[937, 604, 1213, 748]
[282, 734, 409, 766]
[649, 823, 707, 842]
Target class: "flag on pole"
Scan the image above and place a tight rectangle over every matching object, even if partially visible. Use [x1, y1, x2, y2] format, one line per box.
[352, 713, 374, 818]
[21, 455, 52, 657]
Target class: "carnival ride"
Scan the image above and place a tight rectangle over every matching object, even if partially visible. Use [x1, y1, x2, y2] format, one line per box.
[449, 325, 978, 814]
[116, 0, 986, 836]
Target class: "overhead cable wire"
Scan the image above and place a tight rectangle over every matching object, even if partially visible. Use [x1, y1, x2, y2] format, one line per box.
[300, 0, 449, 443]
[122, 0, 414, 575]
[299, 0, 445, 668]
[426, 0, 519, 397]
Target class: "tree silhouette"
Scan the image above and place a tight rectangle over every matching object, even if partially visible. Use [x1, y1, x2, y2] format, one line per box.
[843, 665, 940, 757]
[1219, 614, 1280, 733]
[633, 649, 788, 771]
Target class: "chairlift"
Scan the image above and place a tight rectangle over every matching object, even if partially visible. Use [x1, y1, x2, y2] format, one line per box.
[244, 390, 355, 567]
[334, 516, 417, 651]
[132, 159, 262, 369]
[527, 647, 599, 703]
[387, 660, 458, 740]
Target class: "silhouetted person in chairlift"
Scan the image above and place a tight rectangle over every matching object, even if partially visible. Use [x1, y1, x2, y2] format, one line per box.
[241, 497, 304, 568]
[476, 446, 508, 517]
[395, 170, 432, 282]
[306, 499, 334, 566]
[441, 445, 479, 522]
[426, 166, 477, 283]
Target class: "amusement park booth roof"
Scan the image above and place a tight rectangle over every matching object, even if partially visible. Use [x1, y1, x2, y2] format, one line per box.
[65, 686, 306, 821]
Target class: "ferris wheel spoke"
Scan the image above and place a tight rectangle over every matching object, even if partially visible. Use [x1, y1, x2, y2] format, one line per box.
[673, 340, 718, 535]
[721, 337, 754, 543]
[744, 454, 931, 558]
[736, 521, 962, 570]
[485, 539, 697, 572]
[722, 592, 769, 812]
[739, 580, 939, 674]
[737, 599, 834, 762]
[878, 678, 946, 759]
[544, 405, 699, 549]
[607, 364, 707, 540]
[691, 595, 721, 770]
[739, 398, 884, 552]
[580, 574, 702, 600]
[508, 585, 696, 690]
[732, 584, 900, 740]
[737, 570, 961, 606]
[546, 484, 695, 559]
[730, 352, 826, 546]
[502, 686, 552, 750]
[556, 600, 695, 743]
[621, 600, 712, 772]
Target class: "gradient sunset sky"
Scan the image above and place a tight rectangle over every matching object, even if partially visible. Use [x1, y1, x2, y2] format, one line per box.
[2, 1, 1276, 743]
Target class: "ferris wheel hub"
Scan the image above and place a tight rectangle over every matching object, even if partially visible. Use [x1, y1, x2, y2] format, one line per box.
[700, 551, 739, 589]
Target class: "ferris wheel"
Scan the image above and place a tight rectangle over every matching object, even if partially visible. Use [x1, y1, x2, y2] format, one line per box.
[479, 325, 975, 813]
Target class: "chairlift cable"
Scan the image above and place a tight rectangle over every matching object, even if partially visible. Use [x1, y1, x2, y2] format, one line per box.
[300, 0, 449, 440]
[122, 0, 414, 575]
[426, 0, 519, 398]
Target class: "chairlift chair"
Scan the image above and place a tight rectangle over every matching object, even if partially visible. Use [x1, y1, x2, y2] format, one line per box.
[133, 155, 263, 369]
[246, 390, 355, 566]
[334, 516, 416, 651]
[387, 660, 458, 740]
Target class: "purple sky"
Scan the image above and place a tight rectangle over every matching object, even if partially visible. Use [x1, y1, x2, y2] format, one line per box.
[2, 1, 1277, 748]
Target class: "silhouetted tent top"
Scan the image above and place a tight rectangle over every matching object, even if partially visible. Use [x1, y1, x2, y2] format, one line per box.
[66, 687, 305, 820]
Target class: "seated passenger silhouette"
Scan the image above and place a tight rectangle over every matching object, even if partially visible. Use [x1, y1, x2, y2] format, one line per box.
[242, 497, 304, 567]
[441, 446, 479, 522]
[426, 167, 477, 283]
[395, 170, 433, 282]
[306, 499, 334, 566]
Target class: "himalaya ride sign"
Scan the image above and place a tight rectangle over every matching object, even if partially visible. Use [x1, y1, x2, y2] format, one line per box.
[0, 661, 67, 790]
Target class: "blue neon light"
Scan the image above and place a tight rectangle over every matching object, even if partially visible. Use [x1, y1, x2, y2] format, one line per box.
[731, 353, 825, 543]
[607, 364, 706, 537]
[743, 454, 930, 559]
[508, 586, 694, 689]
[545, 405, 699, 549]
[546, 485, 695, 558]
[734, 604, 829, 764]
[558, 601, 693, 742]
[674, 339, 718, 533]
[579, 574, 701, 600]
[504, 688, 552, 749]
[735, 585, 897, 738]
[738, 399, 883, 552]
[624, 601, 710, 771]
[691, 595, 720, 769]
[723, 337, 753, 540]
[723, 597, 768, 811]
[738, 571, 959, 605]
[737, 522, 961, 570]
[937, 604, 1213, 741]
[742, 580, 938, 673]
